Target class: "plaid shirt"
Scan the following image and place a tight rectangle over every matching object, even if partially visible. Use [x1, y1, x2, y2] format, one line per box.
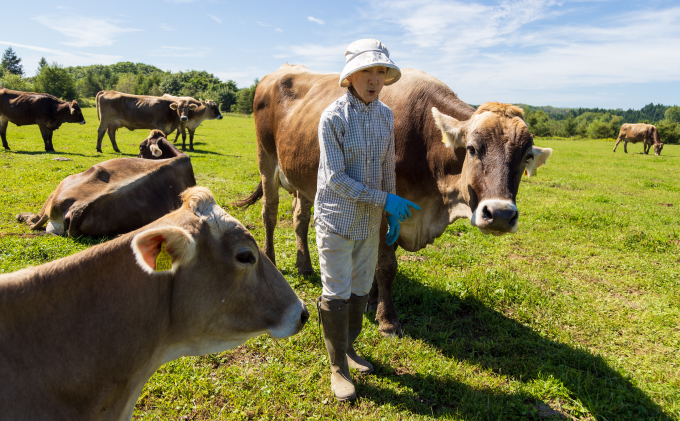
[314, 91, 396, 240]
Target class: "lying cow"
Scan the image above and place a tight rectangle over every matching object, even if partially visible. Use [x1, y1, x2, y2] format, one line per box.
[162, 94, 223, 151]
[612, 123, 663, 155]
[237, 64, 551, 336]
[96, 90, 197, 153]
[0, 88, 85, 151]
[1, 186, 309, 421]
[138, 129, 187, 159]
[17, 154, 195, 237]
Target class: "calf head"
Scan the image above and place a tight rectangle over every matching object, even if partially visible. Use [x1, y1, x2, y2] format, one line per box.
[654, 142, 664, 156]
[201, 99, 223, 120]
[433, 102, 551, 235]
[169, 99, 198, 122]
[68, 100, 86, 125]
[138, 129, 185, 159]
[130, 187, 308, 354]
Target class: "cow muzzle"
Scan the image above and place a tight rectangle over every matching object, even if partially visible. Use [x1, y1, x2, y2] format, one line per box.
[471, 199, 519, 236]
[79, 120, 86, 125]
[267, 299, 309, 338]
[216, 115, 223, 120]
[180, 116, 188, 121]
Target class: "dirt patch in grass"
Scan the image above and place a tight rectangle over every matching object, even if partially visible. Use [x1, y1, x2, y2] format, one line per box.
[398, 255, 429, 262]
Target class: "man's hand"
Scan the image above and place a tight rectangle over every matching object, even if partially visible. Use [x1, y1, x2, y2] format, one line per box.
[385, 193, 421, 222]
[385, 214, 400, 246]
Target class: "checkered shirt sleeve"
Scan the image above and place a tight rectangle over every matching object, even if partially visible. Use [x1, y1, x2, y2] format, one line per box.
[314, 92, 396, 240]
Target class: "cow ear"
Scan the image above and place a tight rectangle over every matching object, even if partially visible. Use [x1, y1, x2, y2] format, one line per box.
[432, 107, 464, 148]
[69, 101, 76, 114]
[189, 104, 198, 110]
[169, 103, 178, 110]
[525, 146, 552, 177]
[131, 226, 196, 275]
[150, 144, 163, 157]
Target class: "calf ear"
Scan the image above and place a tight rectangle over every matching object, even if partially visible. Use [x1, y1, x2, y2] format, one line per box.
[131, 226, 196, 275]
[189, 104, 198, 110]
[525, 146, 553, 177]
[150, 144, 163, 157]
[169, 102, 179, 110]
[432, 107, 465, 148]
[69, 101, 77, 114]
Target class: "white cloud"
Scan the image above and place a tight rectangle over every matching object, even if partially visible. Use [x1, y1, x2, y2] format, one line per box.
[308, 16, 325, 25]
[159, 24, 175, 31]
[208, 15, 222, 24]
[257, 21, 271, 27]
[275, 28, 283, 32]
[214, 69, 266, 88]
[149, 46, 212, 58]
[33, 14, 141, 48]
[274, 43, 347, 73]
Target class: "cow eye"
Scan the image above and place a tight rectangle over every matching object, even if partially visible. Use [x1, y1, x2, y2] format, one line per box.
[525, 154, 534, 163]
[467, 145, 477, 156]
[236, 248, 256, 265]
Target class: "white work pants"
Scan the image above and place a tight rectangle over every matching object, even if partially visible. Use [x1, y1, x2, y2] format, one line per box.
[316, 224, 380, 300]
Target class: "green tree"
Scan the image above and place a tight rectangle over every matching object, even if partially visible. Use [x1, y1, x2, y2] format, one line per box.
[0, 73, 34, 91]
[665, 106, 680, 123]
[114, 73, 136, 94]
[562, 114, 577, 137]
[37, 57, 48, 74]
[233, 79, 259, 114]
[33, 63, 78, 100]
[1, 47, 23, 76]
[656, 121, 680, 144]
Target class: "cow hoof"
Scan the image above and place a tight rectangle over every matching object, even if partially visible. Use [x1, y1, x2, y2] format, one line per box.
[97, 149, 103, 153]
[114, 149, 121, 153]
[366, 302, 378, 312]
[297, 268, 314, 277]
[189, 148, 194, 152]
[378, 325, 402, 338]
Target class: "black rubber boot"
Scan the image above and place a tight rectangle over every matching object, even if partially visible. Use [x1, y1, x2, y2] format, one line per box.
[347, 293, 374, 374]
[318, 296, 356, 402]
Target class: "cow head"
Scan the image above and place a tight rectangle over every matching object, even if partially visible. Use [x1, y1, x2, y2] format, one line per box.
[69, 100, 86, 125]
[170, 100, 198, 122]
[432, 102, 552, 236]
[654, 143, 664, 155]
[138, 129, 186, 159]
[202, 99, 223, 120]
[130, 187, 308, 353]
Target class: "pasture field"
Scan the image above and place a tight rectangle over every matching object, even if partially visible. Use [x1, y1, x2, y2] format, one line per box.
[0, 108, 679, 420]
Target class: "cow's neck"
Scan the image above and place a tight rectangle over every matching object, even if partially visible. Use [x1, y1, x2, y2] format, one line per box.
[1, 235, 174, 420]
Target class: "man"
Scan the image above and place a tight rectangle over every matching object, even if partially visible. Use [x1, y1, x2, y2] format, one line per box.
[315, 39, 420, 402]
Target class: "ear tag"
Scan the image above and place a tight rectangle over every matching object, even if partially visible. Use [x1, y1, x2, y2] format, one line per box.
[155, 242, 173, 272]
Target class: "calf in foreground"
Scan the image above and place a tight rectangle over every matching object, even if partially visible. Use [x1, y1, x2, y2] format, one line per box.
[0, 88, 86, 151]
[612, 123, 663, 155]
[138, 129, 187, 159]
[0, 187, 309, 421]
[16, 153, 196, 237]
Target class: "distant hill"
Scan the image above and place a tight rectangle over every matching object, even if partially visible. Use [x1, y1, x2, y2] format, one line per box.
[515, 103, 674, 124]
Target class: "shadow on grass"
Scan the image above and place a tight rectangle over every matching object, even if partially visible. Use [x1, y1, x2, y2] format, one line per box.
[9, 150, 139, 158]
[362, 274, 670, 420]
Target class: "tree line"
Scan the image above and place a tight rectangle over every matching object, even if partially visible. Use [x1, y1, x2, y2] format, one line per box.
[2, 46, 678, 140]
[0, 47, 257, 114]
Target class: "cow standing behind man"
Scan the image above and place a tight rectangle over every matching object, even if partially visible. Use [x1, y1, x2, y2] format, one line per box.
[612, 123, 664, 155]
[0, 88, 86, 151]
[95, 90, 197, 153]
[237, 64, 551, 337]
[1, 186, 309, 421]
[162, 94, 223, 151]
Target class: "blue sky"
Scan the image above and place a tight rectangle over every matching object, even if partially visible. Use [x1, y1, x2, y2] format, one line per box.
[1, 0, 679, 109]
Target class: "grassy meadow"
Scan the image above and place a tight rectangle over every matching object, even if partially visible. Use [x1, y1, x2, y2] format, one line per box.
[0, 107, 678, 420]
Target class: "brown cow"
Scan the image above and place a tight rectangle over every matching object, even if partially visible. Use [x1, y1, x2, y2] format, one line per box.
[612, 123, 663, 155]
[162, 94, 223, 151]
[1, 186, 309, 421]
[138, 129, 187, 159]
[95, 90, 197, 153]
[0, 88, 85, 151]
[16, 155, 196, 237]
[238, 64, 551, 336]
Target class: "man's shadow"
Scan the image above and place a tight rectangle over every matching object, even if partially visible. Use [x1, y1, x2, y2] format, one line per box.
[360, 273, 670, 420]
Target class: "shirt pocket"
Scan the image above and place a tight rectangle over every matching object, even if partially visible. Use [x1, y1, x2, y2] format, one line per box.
[375, 125, 392, 164]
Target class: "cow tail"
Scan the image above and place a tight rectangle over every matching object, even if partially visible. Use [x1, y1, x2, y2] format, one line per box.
[95, 91, 103, 121]
[233, 181, 263, 208]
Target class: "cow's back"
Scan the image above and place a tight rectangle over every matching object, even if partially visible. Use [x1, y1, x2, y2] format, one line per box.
[97, 91, 178, 132]
[51, 157, 196, 236]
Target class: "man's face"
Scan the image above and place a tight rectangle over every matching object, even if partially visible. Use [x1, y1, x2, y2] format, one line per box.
[347, 66, 387, 105]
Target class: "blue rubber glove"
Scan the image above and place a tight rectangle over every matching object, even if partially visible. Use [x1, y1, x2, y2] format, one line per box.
[384, 193, 421, 222]
[385, 214, 400, 246]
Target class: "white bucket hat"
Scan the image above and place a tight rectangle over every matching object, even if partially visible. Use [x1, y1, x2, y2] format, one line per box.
[339, 39, 401, 88]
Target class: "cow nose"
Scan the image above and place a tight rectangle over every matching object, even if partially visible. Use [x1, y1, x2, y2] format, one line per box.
[180, 116, 188, 121]
[472, 199, 519, 234]
[300, 306, 310, 327]
[217, 115, 223, 120]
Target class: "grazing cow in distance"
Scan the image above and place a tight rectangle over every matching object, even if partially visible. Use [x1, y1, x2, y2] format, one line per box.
[162, 94, 223, 151]
[0, 88, 85, 151]
[17, 154, 196, 237]
[613, 123, 664, 155]
[138, 129, 187, 159]
[237, 64, 551, 337]
[1, 186, 309, 421]
[95, 90, 197, 153]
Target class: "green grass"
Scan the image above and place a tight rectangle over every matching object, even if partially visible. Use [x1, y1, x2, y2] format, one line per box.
[1, 109, 678, 420]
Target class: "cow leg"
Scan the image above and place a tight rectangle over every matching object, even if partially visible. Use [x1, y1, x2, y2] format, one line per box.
[259, 154, 280, 266]
[38, 125, 54, 152]
[0, 117, 9, 150]
[180, 126, 187, 151]
[96, 125, 107, 153]
[624, 140, 628, 153]
[612, 135, 623, 152]
[107, 127, 121, 153]
[293, 193, 314, 276]
[373, 240, 401, 337]
[173, 128, 181, 144]
[188, 129, 196, 151]
[644, 143, 650, 155]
